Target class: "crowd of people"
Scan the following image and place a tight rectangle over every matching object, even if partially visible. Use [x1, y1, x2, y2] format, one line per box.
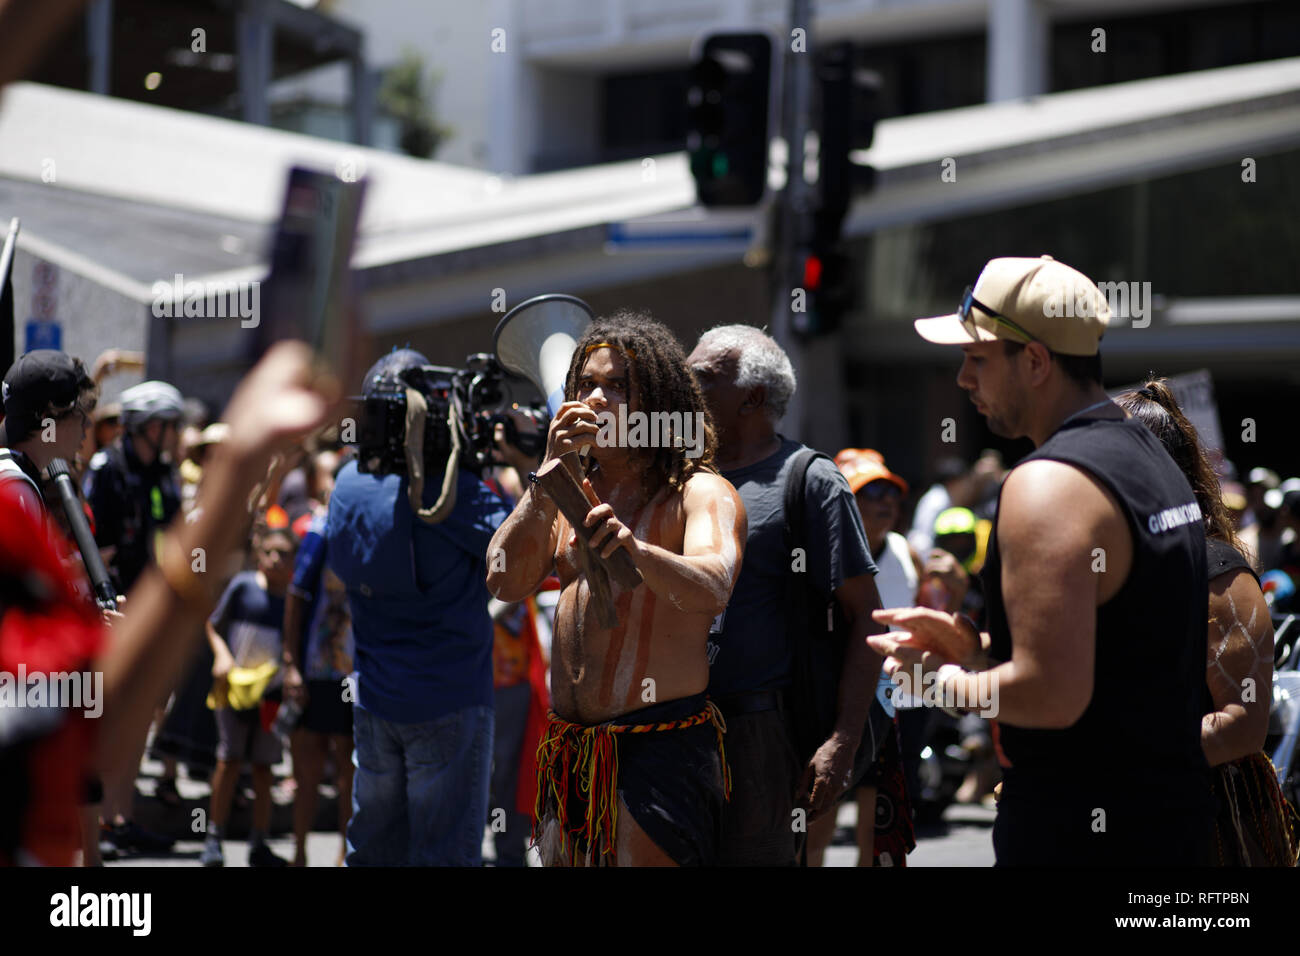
[2, 255, 1298, 868]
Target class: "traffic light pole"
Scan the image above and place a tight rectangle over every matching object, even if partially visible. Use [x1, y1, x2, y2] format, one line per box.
[771, 0, 814, 440]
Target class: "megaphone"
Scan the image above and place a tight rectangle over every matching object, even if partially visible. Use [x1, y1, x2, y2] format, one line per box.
[492, 294, 595, 416]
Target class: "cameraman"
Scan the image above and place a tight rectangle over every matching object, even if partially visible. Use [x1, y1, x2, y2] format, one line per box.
[324, 350, 513, 866]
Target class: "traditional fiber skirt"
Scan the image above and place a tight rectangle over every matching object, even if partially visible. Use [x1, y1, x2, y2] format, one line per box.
[1211, 750, 1300, 867]
[534, 693, 730, 866]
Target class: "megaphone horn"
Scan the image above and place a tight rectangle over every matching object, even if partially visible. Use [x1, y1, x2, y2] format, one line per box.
[492, 294, 595, 417]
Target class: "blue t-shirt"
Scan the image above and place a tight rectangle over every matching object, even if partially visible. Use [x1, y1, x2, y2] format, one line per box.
[209, 571, 287, 671]
[323, 461, 511, 724]
[707, 438, 877, 697]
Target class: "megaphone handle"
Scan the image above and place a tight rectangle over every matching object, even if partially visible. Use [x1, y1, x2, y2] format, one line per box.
[535, 454, 644, 592]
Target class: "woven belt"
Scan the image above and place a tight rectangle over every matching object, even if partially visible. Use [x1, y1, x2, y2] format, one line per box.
[534, 700, 730, 865]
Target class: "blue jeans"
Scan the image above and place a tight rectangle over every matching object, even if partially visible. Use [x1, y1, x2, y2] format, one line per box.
[347, 703, 494, 866]
[489, 682, 532, 867]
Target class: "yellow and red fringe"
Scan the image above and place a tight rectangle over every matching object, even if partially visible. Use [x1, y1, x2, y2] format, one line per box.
[533, 701, 730, 866]
[1212, 750, 1300, 867]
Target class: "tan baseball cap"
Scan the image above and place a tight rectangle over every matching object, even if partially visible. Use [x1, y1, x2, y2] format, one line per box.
[914, 255, 1110, 356]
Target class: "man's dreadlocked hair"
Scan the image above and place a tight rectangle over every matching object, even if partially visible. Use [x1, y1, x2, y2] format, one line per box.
[563, 309, 716, 494]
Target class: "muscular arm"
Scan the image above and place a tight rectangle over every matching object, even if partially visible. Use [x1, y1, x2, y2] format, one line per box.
[1202, 569, 1274, 766]
[486, 487, 561, 603]
[943, 461, 1125, 728]
[613, 473, 745, 616]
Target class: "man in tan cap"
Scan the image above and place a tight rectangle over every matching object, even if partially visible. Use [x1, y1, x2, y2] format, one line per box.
[867, 255, 1215, 865]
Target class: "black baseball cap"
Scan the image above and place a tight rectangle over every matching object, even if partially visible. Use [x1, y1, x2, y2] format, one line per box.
[2, 350, 94, 443]
[362, 348, 428, 397]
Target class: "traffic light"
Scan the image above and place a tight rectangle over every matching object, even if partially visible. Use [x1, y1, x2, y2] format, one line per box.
[793, 248, 857, 338]
[686, 33, 772, 207]
[814, 41, 880, 246]
[791, 42, 878, 339]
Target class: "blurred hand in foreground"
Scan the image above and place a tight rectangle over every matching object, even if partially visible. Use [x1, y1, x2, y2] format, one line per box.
[220, 342, 342, 474]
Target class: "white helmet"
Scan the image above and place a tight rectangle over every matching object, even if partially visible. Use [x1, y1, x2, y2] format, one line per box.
[120, 380, 184, 429]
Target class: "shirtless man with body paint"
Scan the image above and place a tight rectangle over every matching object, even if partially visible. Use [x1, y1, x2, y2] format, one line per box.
[487, 311, 746, 866]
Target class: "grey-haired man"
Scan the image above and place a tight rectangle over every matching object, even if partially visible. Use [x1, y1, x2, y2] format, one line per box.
[687, 325, 885, 865]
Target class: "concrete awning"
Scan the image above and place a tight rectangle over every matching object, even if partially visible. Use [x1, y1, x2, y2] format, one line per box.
[850, 55, 1300, 233]
[1, 55, 1299, 336]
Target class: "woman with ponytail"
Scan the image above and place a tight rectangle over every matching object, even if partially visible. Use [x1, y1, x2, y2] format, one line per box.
[1117, 378, 1298, 866]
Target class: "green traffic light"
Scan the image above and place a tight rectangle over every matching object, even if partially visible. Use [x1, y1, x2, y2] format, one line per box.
[712, 153, 729, 178]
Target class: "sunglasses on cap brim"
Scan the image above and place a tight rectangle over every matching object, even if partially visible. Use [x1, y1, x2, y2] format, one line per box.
[958, 286, 1037, 346]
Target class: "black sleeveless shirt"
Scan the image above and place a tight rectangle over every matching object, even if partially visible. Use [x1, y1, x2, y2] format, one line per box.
[983, 416, 1212, 801]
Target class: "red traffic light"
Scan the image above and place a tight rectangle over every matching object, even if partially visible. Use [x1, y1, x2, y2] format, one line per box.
[803, 254, 823, 291]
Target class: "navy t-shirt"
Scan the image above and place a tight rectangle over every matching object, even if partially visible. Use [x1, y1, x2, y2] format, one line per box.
[209, 571, 286, 671]
[708, 437, 877, 697]
[324, 461, 510, 724]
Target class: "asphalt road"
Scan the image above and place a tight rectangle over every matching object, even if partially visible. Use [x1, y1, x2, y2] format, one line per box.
[819, 800, 998, 867]
[106, 755, 997, 866]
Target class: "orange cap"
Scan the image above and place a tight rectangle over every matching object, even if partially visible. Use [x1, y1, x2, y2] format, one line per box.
[836, 448, 908, 495]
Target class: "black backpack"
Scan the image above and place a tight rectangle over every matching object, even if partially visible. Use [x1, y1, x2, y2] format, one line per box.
[783, 447, 892, 789]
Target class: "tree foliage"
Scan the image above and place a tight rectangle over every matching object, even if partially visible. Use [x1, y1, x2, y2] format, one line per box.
[377, 49, 450, 159]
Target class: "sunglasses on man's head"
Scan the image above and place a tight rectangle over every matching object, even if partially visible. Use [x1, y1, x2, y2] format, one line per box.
[958, 285, 1037, 345]
[49, 394, 97, 423]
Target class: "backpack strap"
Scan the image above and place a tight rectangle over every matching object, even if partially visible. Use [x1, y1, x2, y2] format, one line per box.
[781, 447, 827, 581]
[783, 447, 838, 627]
[782, 445, 890, 793]
[782, 447, 815, 649]
[0, 448, 45, 506]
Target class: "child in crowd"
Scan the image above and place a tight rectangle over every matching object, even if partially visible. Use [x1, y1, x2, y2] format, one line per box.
[200, 525, 298, 867]
[283, 510, 356, 867]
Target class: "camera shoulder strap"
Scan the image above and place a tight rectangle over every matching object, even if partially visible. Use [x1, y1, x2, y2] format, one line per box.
[404, 386, 461, 524]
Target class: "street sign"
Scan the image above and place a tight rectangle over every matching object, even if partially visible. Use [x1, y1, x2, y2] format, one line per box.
[605, 207, 760, 252]
[25, 319, 61, 352]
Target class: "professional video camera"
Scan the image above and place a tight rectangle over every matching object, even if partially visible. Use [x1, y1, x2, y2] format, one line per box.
[353, 352, 547, 480]
[349, 294, 595, 524]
